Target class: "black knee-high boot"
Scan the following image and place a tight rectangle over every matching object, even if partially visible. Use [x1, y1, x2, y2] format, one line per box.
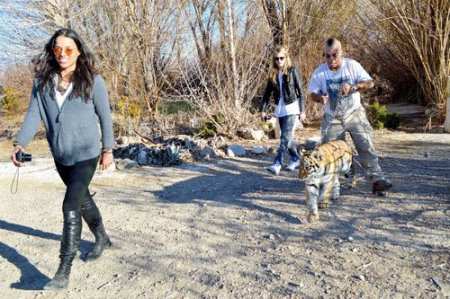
[44, 211, 82, 290]
[81, 194, 111, 261]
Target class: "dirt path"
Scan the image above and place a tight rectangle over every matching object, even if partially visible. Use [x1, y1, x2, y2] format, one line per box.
[0, 130, 449, 298]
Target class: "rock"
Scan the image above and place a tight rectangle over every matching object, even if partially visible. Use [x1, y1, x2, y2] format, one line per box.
[116, 136, 128, 145]
[251, 146, 267, 155]
[265, 117, 281, 139]
[347, 236, 354, 242]
[237, 128, 253, 140]
[198, 272, 221, 287]
[202, 146, 217, 159]
[193, 145, 217, 160]
[226, 148, 235, 158]
[116, 136, 141, 145]
[250, 129, 266, 141]
[227, 144, 246, 157]
[238, 128, 266, 141]
[116, 159, 139, 170]
[210, 135, 227, 148]
[431, 277, 442, 290]
[137, 149, 149, 165]
[287, 282, 301, 289]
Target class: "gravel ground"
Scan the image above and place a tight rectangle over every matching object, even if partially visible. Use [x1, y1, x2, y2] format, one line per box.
[0, 130, 449, 299]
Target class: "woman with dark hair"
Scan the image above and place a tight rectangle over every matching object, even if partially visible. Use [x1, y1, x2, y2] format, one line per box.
[261, 45, 306, 175]
[11, 28, 114, 290]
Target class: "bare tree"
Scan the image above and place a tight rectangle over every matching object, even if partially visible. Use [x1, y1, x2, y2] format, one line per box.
[358, 0, 450, 126]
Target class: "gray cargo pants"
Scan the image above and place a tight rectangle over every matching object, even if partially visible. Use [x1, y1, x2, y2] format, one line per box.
[321, 107, 384, 182]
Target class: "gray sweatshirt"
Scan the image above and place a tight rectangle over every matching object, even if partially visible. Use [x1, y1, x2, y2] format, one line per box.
[15, 75, 114, 166]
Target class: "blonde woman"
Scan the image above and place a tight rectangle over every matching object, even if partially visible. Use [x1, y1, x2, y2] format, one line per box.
[261, 46, 306, 175]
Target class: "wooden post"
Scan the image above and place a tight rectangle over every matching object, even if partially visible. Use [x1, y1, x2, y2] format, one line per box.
[444, 76, 450, 133]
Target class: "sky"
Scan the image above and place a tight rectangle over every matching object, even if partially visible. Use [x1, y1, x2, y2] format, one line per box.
[0, 1, 48, 72]
[0, 0, 252, 73]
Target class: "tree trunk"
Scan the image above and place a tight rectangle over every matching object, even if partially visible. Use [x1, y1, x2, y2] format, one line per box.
[444, 76, 450, 132]
[226, 0, 239, 109]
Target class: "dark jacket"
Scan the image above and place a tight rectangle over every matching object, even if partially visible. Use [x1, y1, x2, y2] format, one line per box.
[15, 75, 114, 166]
[260, 66, 305, 113]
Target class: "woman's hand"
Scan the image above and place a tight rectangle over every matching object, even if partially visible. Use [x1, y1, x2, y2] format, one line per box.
[100, 150, 114, 170]
[11, 145, 24, 167]
[299, 112, 306, 122]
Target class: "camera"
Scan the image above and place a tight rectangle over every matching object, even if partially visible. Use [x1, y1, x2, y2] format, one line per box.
[262, 114, 273, 122]
[16, 150, 32, 163]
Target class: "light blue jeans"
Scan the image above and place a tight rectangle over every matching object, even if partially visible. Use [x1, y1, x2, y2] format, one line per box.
[321, 107, 384, 181]
[274, 115, 300, 165]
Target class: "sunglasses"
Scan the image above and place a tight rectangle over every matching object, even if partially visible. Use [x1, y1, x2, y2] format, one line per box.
[53, 46, 78, 57]
[275, 56, 285, 61]
[325, 52, 340, 59]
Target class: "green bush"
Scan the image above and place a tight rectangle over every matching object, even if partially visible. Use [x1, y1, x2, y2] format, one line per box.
[157, 100, 193, 115]
[195, 113, 225, 138]
[367, 101, 400, 130]
[1, 87, 20, 115]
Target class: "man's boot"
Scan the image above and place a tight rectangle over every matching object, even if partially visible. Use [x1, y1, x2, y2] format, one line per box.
[372, 178, 393, 196]
[81, 196, 111, 261]
[44, 211, 81, 290]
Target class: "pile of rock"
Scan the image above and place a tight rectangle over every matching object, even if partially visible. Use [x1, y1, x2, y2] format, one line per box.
[113, 134, 272, 169]
[113, 142, 182, 167]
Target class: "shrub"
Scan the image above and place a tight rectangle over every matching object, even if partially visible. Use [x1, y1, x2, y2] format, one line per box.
[116, 96, 142, 120]
[367, 101, 400, 130]
[195, 113, 225, 138]
[157, 100, 193, 115]
[1, 87, 21, 115]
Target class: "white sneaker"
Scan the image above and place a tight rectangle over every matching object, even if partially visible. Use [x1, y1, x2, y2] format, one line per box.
[266, 163, 281, 175]
[286, 160, 300, 171]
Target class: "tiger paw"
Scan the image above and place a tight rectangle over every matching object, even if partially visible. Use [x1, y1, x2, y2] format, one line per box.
[318, 202, 329, 209]
[307, 212, 319, 223]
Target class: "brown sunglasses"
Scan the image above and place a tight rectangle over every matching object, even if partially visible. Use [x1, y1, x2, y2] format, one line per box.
[324, 52, 339, 59]
[53, 46, 78, 57]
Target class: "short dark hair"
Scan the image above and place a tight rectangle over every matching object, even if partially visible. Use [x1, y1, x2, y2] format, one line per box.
[326, 37, 338, 48]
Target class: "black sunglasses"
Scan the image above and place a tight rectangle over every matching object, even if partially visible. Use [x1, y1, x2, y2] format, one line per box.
[275, 56, 285, 61]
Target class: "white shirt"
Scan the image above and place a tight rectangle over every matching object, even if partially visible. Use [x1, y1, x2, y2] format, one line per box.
[274, 72, 300, 118]
[308, 58, 372, 119]
[54, 76, 73, 109]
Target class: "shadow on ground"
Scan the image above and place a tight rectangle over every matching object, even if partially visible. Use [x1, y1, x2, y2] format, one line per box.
[0, 219, 94, 290]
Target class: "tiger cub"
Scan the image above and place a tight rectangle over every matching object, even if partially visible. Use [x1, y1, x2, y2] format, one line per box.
[299, 140, 355, 223]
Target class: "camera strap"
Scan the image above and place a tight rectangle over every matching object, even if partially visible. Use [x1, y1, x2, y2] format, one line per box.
[10, 167, 20, 194]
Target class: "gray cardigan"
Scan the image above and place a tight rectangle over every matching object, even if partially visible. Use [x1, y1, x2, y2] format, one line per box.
[15, 75, 114, 166]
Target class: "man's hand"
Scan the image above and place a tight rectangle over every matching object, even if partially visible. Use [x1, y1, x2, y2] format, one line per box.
[341, 83, 352, 96]
[310, 93, 329, 105]
[11, 145, 24, 167]
[99, 151, 113, 170]
[342, 80, 374, 96]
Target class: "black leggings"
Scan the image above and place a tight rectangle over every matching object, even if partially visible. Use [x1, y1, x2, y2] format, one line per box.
[55, 157, 99, 212]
